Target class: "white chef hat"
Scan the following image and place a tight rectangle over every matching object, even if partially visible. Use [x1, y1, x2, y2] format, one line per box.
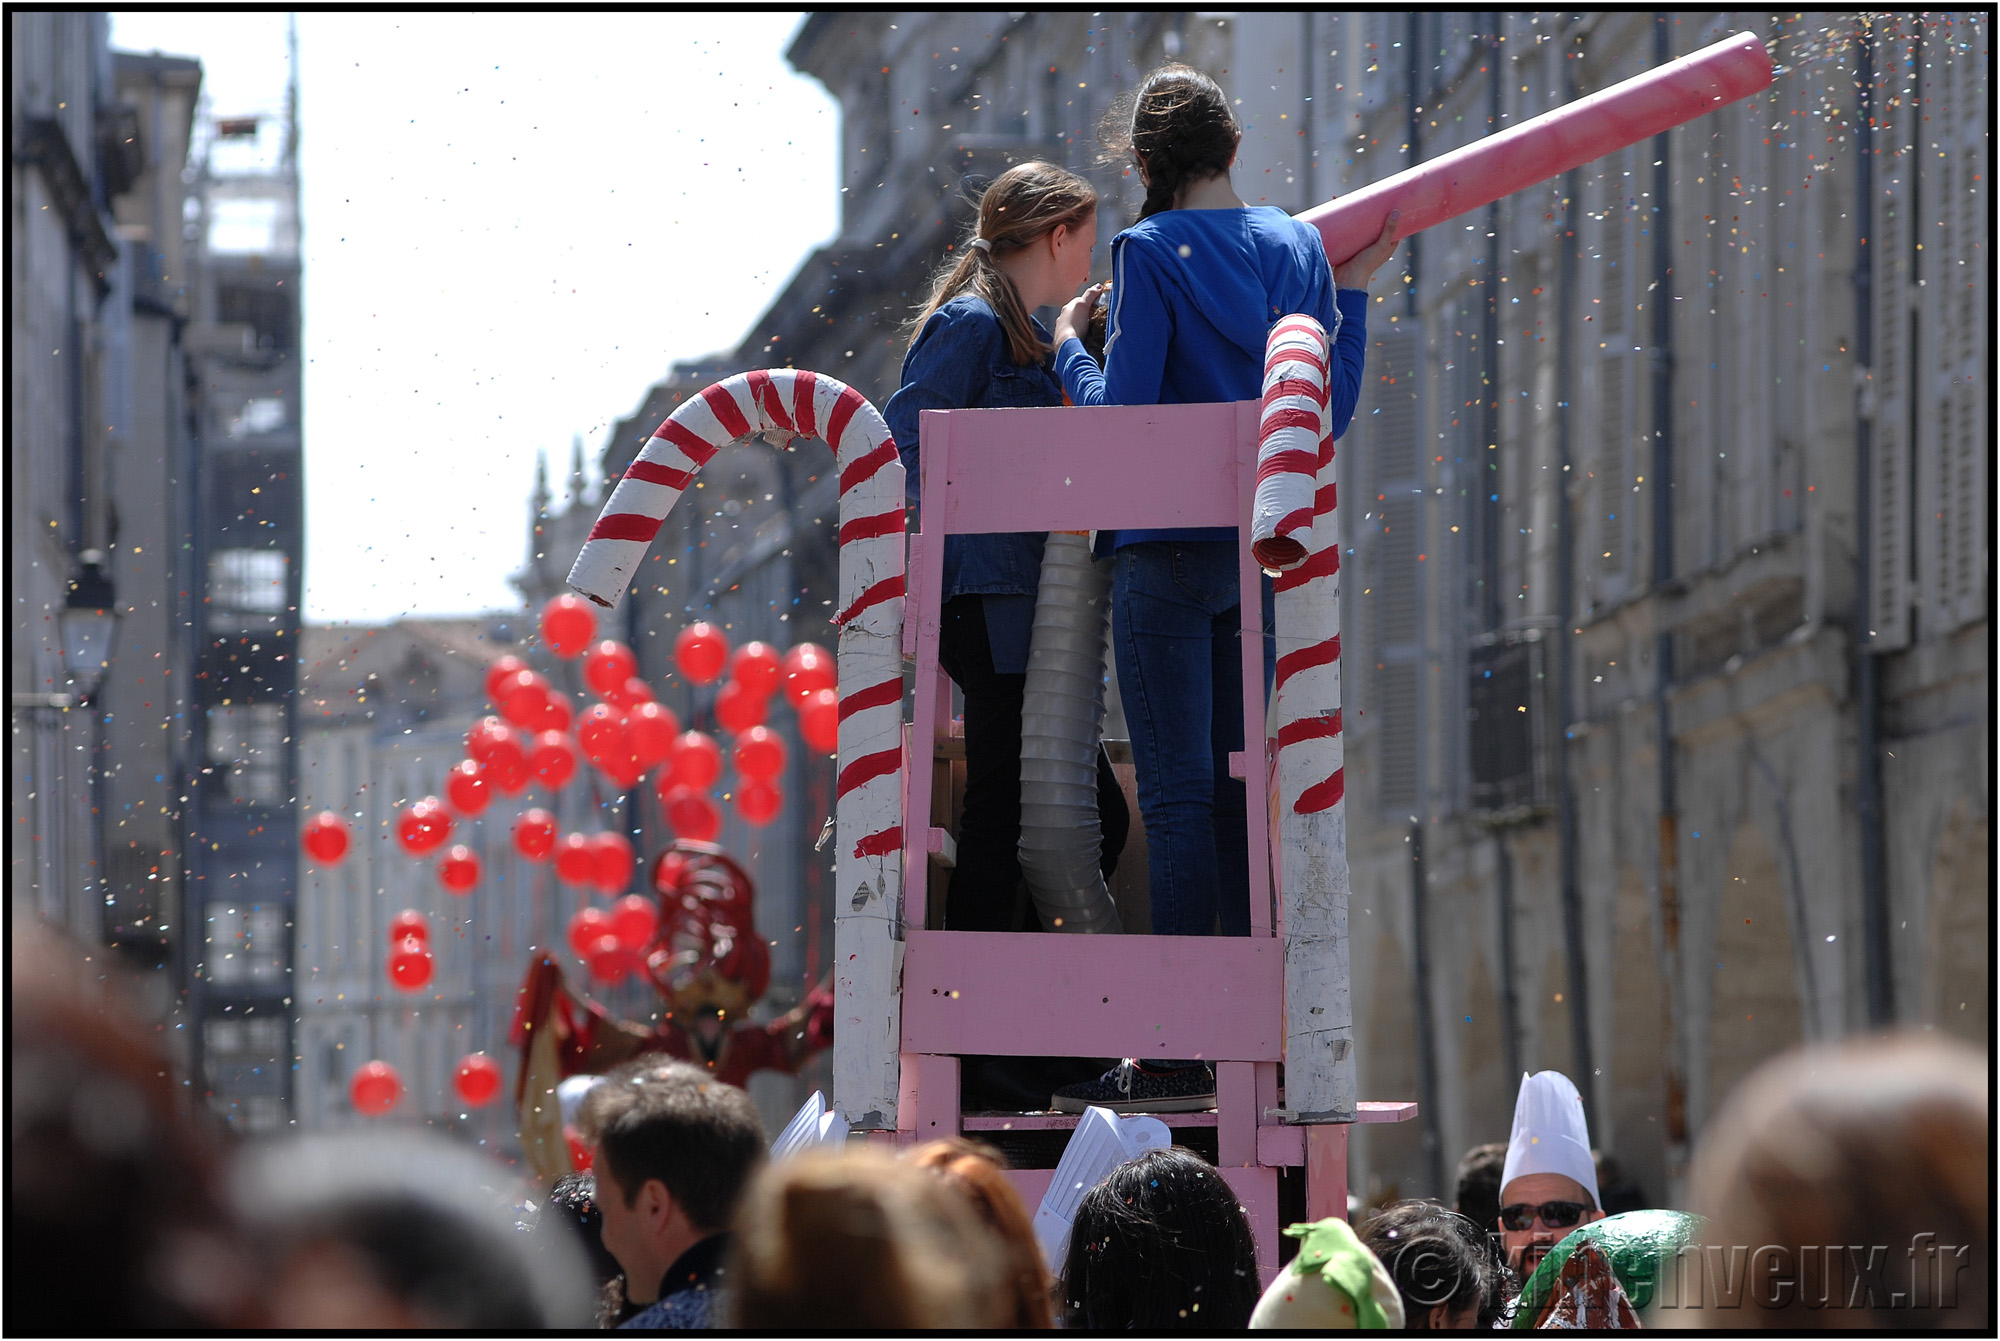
[1499, 1070, 1600, 1208]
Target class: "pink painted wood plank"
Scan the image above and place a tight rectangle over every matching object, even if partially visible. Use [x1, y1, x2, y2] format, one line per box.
[900, 929, 1282, 1059]
[1258, 1123, 1305, 1168]
[1306, 1124, 1349, 1221]
[897, 1053, 960, 1140]
[1220, 1166, 1284, 1287]
[922, 402, 1248, 535]
[962, 1111, 1219, 1132]
[1233, 398, 1273, 937]
[1216, 1061, 1257, 1167]
[1355, 1100, 1420, 1124]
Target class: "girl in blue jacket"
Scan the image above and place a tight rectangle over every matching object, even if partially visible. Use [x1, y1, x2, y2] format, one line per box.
[884, 162, 1130, 950]
[1052, 67, 1400, 943]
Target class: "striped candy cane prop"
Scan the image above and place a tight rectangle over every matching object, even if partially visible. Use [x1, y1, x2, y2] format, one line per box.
[566, 369, 905, 1127]
[1259, 317, 1355, 1122]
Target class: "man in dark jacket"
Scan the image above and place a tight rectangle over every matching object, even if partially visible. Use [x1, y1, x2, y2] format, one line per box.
[586, 1060, 765, 1329]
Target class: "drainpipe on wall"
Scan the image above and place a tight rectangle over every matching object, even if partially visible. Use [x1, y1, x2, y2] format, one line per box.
[1648, 15, 1690, 1188]
[1850, 23, 1894, 1027]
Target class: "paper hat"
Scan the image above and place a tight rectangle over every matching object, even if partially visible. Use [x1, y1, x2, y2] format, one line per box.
[1500, 1070, 1600, 1207]
[1248, 1217, 1404, 1330]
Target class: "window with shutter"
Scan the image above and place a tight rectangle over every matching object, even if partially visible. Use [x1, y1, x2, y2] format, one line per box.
[1916, 27, 1989, 635]
[1869, 29, 1916, 651]
[1356, 321, 1426, 816]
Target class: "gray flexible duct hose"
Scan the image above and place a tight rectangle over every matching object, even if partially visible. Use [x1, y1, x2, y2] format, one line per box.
[1017, 531, 1123, 934]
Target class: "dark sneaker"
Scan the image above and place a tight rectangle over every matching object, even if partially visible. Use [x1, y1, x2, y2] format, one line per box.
[1050, 1059, 1216, 1114]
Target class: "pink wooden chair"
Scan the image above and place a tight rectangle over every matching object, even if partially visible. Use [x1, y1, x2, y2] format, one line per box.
[894, 392, 1414, 1277]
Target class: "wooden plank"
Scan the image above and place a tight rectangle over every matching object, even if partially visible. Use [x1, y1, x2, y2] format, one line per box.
[1258, 1123, 1305, 1167]
[1217, 1061, 1257, 1167]
[1306, 1123, 1349, 1221]
[963, 1111, 1218, 1132]
[1354, 1099, 1420, 1123]
[896, 1053, 960, 1142]
[900, 929, 1282, 1060]
[927, 401, 1247, 535]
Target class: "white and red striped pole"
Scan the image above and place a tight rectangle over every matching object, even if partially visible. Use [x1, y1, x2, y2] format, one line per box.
[566, 369, 906, 1126]
[1254, 316, 1354, 1121]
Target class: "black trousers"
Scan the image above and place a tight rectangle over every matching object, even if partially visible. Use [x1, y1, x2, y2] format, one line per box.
[936, 594, 1131, 933]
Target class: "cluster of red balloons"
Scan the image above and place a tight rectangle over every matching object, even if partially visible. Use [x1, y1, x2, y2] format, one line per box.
[387, 909, 435, 992]
[347, 1053, 504, 1117]
[567, 891, 662, 984]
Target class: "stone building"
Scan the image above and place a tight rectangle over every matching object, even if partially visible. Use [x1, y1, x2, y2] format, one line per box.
[582, 9, 1984, 1200]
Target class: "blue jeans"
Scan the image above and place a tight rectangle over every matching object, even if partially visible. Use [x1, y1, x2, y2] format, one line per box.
[1113, 540, 1263, 937]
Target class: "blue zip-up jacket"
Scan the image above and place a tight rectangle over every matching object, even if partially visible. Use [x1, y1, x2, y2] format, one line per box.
[1055, 206, 1368, 548]
[885, 293, 1063, 674]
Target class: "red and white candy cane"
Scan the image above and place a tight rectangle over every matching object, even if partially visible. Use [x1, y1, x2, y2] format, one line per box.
[566, 368, 905, 1125]
[1257, 316, 1355, 1121]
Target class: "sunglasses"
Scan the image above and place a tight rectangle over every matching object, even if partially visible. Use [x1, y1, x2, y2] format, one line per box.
[1498, 1200, 1588, 1232]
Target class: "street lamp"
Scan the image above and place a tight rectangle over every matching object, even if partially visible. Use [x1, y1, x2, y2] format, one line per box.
[60, 549, 119, 705]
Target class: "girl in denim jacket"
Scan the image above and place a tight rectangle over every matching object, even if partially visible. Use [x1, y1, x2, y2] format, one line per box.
[884, 163, 1129, 960]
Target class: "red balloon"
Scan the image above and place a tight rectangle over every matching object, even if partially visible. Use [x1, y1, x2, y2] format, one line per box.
[729, 641, 784, 699]
[529, 730, 578, 791]
[396, 798, 453, 855]
[603, 758, 643, 793]
[587, 933, 633, 984]
[590, 831, 635, 893]
[585, 640, 639, 700]
[454, 1053, 503, 1107]
[388, 908, 429, 944]
[483, 655, 530, 704]
[782, 643, 836, 706]
[513, 808, 558, 861]
[488, 751, 531, 794]
[606, 675, 654, 711]
[668, 731, 723, 791]
[737, 779, 784, 826]
[610, 893, 659, 951]
[302, 811, 351, 864]
[627, 701, 680, 768]
[438, 844, 480, 895]
[662, 786, 722, 843]
[733, 725, 786, 783]
[799, 686, 840, 754]
[674, 623, 730, 685]
[554, 832, 596, 887]
[568, 905, 611, 957]
[500, 668, 554, 730]
[531, 690, 574, 735]
[445, 759, 492, 815]
[468, 717, 524, 769]
[567, 1132, 595, 1172]
[350, 1060, 402, 1115]
[542, 594, 597, 659]
[577, 703, 627, 766]
[388, 936, 434, 991]
[714, 679, 768, 734]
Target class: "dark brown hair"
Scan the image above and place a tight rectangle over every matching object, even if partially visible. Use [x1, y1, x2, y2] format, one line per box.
[1101, 64, 1240, 221]
[908, 1138, 1053, 1329]
[908, 160, 1097, 367]
[588, 1060, 765, 1233]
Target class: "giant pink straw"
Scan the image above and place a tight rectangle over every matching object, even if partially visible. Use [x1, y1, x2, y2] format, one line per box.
[1300, 30, 1774, 265]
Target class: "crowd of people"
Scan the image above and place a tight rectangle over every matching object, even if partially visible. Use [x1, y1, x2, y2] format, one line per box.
[15, 913, 1989, 1331]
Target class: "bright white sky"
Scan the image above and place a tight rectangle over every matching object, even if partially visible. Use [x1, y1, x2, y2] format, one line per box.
[110, 12, 840, 624]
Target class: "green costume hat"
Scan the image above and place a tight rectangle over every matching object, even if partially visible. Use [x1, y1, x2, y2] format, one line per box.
[1250, 1217, 1404, 1330]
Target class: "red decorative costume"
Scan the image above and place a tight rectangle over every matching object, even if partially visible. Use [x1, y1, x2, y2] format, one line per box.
[511, 841, 832, 1180]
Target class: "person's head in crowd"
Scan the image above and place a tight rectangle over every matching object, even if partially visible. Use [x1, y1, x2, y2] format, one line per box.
[1357, 1201, 1502, 1329]
[1679, 1033, 1987, 1328]
[1497, 1071, 1603, 1278]
[11, 918, 260, 1330]
[908, 1137, 1053, 1329]
[545, 1171, 629, 1326]
[1250, 1215, 1403, 1329]
[729, 1148, 1015, 1329]
[1451, 1141, 1507, 1240]
[1591, 1151, 1648, 1217]
[230, 1129, 593, 1328]
[587, 1059, 765, 1320]
[1061, 1146, 1262, 1330]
